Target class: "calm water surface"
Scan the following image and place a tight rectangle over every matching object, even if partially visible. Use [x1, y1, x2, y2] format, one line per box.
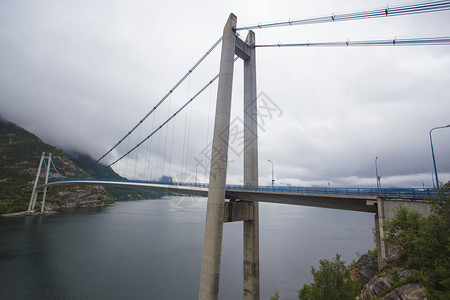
[0, 197, 374, 299]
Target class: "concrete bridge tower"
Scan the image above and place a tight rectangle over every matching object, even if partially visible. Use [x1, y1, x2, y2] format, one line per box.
[199, 14, 260, 300]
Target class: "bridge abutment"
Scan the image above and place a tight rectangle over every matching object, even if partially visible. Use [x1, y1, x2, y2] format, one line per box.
[373, 196, 432, 269]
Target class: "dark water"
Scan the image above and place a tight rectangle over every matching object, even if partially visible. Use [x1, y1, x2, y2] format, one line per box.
[0, 197, 374, 299]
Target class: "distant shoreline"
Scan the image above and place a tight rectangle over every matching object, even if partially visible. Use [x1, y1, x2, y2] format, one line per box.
[1, 201, 114, 217]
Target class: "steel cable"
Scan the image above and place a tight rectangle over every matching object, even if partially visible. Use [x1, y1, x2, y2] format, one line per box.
[235, 0, 450, 30]
[83, 37, 223, 174]
[254, 36, 450, 47]
[106, 57, 239, 169]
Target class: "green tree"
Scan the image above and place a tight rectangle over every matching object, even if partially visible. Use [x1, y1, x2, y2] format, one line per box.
[382, 188, 450, 299]
[297, 254, 359, 300]
[269, 290, 280, 300]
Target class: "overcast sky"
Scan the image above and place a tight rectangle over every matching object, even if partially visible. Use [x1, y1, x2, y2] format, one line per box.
[1, 0, 449, 188]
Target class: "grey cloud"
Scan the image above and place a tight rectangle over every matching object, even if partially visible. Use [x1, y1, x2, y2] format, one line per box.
[1, 0, 449, 188]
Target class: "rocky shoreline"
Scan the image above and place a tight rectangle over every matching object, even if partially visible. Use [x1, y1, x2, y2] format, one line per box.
[1, 201, 114, 217]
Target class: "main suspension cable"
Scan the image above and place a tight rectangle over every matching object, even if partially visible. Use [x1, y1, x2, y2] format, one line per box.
[106, 57, 239, 169]
[50, 157, 66, 178]
[84, 37, 223, 174]
[235, 0, 450, 31]
[254, 36, 450, 48]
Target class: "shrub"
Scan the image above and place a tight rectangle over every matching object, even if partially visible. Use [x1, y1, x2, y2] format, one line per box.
[270, 290, 280, 300]
[382, 189, 450, 298]
[297, 254, 359, 300]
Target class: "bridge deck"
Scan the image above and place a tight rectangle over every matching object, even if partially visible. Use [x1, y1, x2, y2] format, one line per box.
[39, 179, 434, 213]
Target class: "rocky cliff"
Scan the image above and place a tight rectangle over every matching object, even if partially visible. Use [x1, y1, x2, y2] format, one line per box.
[353, 253, 428, 300]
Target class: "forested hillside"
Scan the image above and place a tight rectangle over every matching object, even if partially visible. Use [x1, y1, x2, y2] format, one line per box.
[0, 118, 165, 215]
[0, 118, 116, 214]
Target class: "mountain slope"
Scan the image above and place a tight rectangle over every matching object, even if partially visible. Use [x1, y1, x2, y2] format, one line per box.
[0, 118, 113, 214]
[0, 118, 165, 215]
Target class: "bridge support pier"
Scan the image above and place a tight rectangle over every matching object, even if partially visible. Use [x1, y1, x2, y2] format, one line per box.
[243, 30, 259, 300]
[199, 14, 260, 300]
[199, 14, 237, 300]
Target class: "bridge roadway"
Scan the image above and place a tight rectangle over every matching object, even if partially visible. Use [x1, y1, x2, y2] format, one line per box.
[39, 179, 435, 213]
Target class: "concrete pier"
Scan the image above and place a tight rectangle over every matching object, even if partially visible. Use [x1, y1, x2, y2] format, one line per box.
[199, 14, 261, 300]
[199, 14, 237, 300]
[243, 30, 260, 300]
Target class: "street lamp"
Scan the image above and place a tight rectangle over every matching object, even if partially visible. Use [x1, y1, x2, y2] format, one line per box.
[375, 157, 381, 194]
[429, 124, 450, 191]
[268, 160, 274, 190]
[195, 165, 198, 186]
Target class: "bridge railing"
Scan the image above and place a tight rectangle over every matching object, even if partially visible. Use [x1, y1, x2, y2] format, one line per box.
[224, 184, 437, 199]
[165, 180, 437, 199]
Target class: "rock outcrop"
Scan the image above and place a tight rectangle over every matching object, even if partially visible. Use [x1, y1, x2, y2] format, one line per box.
[356, 255, 428, 300]
[352, 253, 378, 288]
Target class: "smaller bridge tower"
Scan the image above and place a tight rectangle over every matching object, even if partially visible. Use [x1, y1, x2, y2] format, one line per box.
[28, 152, 52, 214]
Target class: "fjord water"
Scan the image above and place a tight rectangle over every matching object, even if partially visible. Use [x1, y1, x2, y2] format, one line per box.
[0, 197, 374, 299]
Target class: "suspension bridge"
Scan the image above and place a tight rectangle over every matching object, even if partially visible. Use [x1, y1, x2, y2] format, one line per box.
[25, 1, 450, 299]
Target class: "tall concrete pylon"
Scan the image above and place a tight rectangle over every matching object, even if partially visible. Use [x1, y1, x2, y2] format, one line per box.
[199, 14, 260, 300]
[243, 30, 259, 300]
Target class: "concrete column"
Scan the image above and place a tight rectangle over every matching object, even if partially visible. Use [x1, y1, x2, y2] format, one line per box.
[243, 30, 260, 300]
[376, 197, 387, 266]
[31, 191, 39, 210]
[41, 153, 52, 213]
[374, 213, 383, 270]
[28, 152, 45, 212]
[199, 13, 237, 300]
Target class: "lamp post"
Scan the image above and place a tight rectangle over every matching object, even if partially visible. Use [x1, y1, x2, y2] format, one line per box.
[375, 156, 381, 195]
[268, 160, 274, 190]
[429, 125, 450, 191]
[195, 165, 198, 186]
